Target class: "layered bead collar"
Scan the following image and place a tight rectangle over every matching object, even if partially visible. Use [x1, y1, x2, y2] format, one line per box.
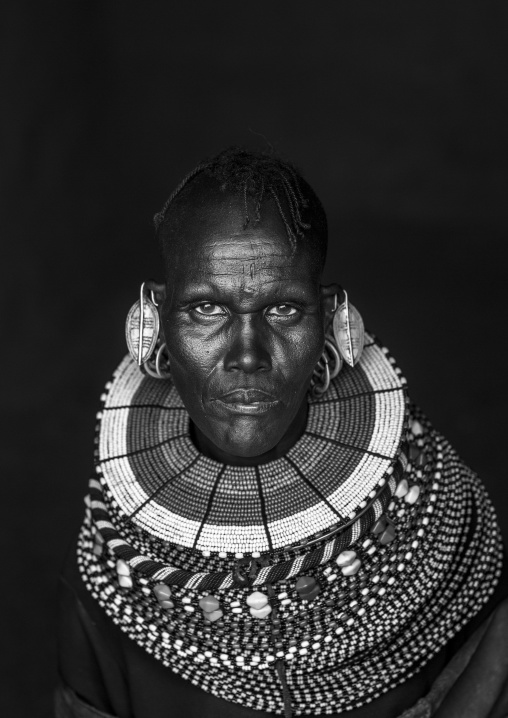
[78, 334, 503, 715]
[93, 334, 407, 560]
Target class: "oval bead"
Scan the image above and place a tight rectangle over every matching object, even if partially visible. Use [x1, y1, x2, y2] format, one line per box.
[335, 550, 357, 568]
[379, 524, 396, 545]
[371, 516, 388, 536]
[116, 559, 131, 577]
[250, 604, 272, 619]
[411, 420, 423, 436]
[159, 599, 174, 609]
[301, 585, 321, 602]
[416, 452, 427, 467]
[405, 485, 421, 504]
[409, 444, 421, 461]
[295, 576, 317, 596]
[205, 609, 223, 623]
[118, 575, 133, 588]
[199, 595, 220, 613]
[153, 583, 172, 601]
[92, 537, 104, 556]
[246, 591, 269, 609]
[395, 478, 409, 498]
[341, 558, 361, 576]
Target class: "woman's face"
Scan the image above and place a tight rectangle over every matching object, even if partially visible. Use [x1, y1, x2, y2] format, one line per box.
[160, 191, 330, 460]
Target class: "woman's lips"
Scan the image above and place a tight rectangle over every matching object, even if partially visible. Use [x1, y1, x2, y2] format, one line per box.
[214, 389, 279, 415]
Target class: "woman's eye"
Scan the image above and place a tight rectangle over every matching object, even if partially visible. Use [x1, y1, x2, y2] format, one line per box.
[193, 303, 226, 316]
[266, 304, 298, 317]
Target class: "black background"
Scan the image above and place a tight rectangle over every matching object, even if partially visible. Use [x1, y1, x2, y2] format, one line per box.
[2, 2, 507, 716]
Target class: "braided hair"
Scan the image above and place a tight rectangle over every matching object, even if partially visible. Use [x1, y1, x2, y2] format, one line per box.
[154, 147, 328, 262]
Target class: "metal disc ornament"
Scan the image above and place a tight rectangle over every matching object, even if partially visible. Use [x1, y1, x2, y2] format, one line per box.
[125, 284, 160, 365]
[332, 291, 365, 367]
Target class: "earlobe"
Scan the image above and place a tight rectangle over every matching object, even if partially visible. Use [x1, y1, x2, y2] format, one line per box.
[320, 283, 342, 329]
[145, 279, 166, 305]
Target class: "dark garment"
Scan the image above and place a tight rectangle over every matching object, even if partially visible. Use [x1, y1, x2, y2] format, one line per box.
[57, 539, 508, 718]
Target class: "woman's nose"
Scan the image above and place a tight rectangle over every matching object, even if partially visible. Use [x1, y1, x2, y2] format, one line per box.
[223, 315, 272, 374]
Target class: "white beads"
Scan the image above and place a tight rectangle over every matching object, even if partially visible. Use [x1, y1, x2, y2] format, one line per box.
[405, 485, 421, 504]
[336, 550, 356, 567]
[116, 559, 133, 588]
[246, 591, 272, 618]
[335, 550, 362, 576]
[342, 559, 361, 577]
[246, 591, 268, 609]
[411, 420, 423, 435]
[116, 559, 130, 576]
[395, 479, 409, 498]
[199, 595, 222, 622]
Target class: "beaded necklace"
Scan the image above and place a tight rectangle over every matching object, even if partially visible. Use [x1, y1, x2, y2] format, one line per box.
[78, 334, 503, 715]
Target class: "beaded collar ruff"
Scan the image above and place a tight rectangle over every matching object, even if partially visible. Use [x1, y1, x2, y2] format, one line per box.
[78, 334, 503, 715]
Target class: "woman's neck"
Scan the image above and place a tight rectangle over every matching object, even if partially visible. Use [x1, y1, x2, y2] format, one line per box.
[190, 399, 309, 467]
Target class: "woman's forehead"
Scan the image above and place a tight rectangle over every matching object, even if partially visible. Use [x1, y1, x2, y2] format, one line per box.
[163, 193, 320, 282]
[167, 232, 319, 304]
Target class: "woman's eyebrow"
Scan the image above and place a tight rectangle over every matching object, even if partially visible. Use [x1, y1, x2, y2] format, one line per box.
[174, 283, 317, 308]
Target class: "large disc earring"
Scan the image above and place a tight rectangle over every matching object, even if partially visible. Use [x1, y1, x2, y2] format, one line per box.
[125, 282, 160, 365]
[125, 283, 170, 379]
[332, 290, 365, 367]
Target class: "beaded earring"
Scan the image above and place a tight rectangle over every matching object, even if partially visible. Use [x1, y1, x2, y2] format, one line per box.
[125, 283, 171, 379]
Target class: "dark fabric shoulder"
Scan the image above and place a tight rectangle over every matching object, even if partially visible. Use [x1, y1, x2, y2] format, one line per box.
[58, 537, 508, 718]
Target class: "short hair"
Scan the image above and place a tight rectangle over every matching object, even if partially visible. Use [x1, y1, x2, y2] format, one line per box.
[154, 147, 328, 266]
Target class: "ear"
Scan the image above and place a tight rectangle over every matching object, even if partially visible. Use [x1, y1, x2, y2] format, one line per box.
[144, 279, 167, 344]
[145, 279, 166, 306]
[320, 283, 343, 331]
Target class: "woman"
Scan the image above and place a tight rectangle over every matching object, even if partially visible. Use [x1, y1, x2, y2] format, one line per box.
[56, 148, 508, 717]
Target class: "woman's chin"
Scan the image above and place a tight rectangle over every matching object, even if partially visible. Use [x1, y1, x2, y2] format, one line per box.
[214, 428, 282, 460]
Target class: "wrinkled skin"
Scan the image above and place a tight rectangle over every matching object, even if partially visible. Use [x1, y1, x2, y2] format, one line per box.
[154, 187, 338, 466]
